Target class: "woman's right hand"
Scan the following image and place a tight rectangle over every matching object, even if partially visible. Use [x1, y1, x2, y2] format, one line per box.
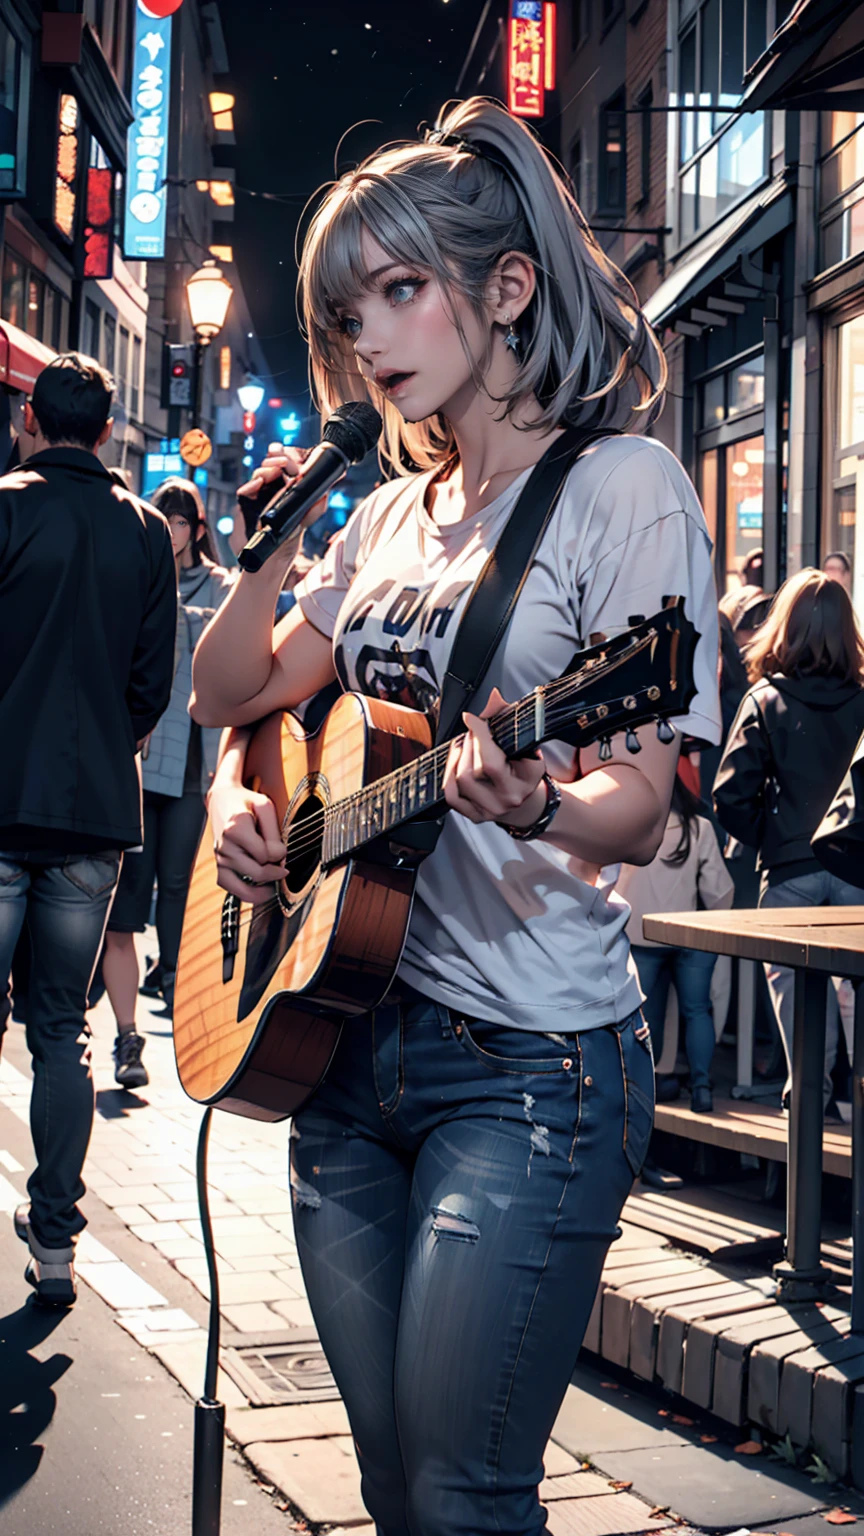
[208, 782, 287, 904]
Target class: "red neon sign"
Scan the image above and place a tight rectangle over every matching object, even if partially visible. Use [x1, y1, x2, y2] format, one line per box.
[507, 1, 556, 119]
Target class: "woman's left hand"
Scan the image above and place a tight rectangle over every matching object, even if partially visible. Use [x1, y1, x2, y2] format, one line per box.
[444, 687, 548, 828]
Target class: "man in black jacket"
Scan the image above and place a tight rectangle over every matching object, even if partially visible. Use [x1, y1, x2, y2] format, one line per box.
[0, 353, 176, 1306]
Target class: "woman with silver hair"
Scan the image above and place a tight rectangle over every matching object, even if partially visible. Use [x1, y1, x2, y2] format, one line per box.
[192, 97, 720, 1536]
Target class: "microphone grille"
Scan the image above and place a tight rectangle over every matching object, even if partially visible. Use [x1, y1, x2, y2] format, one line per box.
[323, 401, 382, 463]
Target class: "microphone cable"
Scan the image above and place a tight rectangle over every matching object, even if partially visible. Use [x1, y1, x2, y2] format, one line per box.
[193, 1107, 225, 1535]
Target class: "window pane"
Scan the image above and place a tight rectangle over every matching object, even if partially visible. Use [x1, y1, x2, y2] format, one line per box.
[600, 96, 626, 210]
[719, 0, 744, 109]
[699, 447, 718, 548]
[698, 0, 719, 150]
[728, 355, 765, 416]
[103, 311, 116, 373]
[43, 285, 55, 350]
[702, 373, 725, 428]
[1, 252, 24, 328]
[725, 436, 764, 591]
[823, 212, 846, 269]
[697, 143, 720, 229]
[745, 0, 766, 73]
[25, 271, 44, 339]
[0, 22, 19, 192]
[117, 325, 130, 406]
[84, 299, 100, 360]
[838, 315, 864, 455]
[679, 27, 696, 164]
[717, 112, 764, 206]
[680, 163, 697, 242]
[825, 111, 864, 153]
[131, 334, 141, 417]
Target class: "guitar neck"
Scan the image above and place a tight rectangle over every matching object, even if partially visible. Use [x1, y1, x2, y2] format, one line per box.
[319, 629, 658, 867]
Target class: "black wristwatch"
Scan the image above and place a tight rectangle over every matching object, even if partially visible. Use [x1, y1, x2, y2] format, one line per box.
[501, 773, 562, 841]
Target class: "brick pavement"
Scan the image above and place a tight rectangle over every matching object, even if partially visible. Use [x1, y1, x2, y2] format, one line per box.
[0, 930, 821, 1533]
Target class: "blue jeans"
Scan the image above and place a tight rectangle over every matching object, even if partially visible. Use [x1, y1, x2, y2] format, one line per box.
[630, 944, 718, 1089]
[290, 987, 654, 1536]
[0, 849, 120, 1247]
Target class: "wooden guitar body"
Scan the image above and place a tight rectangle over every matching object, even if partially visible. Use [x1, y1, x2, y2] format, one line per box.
[173, 693, 433, 1121]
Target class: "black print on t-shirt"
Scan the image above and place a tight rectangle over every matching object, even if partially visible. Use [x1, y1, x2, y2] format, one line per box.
[335, 578, 473, 713]
[354, 639, 440, 712]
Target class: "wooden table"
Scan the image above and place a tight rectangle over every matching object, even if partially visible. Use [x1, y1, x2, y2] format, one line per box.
[643, 907, 864, 1323]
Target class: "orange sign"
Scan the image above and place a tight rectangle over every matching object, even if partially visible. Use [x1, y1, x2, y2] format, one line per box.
[508, 2, 556, 119]
[180, 429, 212, 467]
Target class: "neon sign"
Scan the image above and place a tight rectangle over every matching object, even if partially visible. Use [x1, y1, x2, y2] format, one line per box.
[507, 1, 556, 119]
[54, 94, 79, 241]
[123, 0, 173, 260]
[84, 138, 114, 279]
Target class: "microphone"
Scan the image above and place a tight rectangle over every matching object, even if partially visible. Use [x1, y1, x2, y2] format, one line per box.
[237, 401, 382, 573]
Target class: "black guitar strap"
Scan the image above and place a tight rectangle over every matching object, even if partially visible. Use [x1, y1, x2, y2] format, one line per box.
[389, 425, 615, 863]
[435, 424, 616, 745]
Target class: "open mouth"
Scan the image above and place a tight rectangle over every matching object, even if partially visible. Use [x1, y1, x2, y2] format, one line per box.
[378, 371, 415, 394]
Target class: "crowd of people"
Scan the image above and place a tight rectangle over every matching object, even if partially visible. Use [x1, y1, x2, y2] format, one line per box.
[620, 545, 864, 1172]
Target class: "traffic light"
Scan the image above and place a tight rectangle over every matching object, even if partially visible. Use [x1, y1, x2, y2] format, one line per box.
[160, 343, 196, 410]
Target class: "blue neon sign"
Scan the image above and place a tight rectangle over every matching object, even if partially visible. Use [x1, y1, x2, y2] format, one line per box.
[123, 2, 173, 260]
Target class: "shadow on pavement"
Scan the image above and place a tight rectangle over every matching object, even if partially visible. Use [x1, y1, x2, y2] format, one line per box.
[95, 1088, 150, 1119]
[0, 1301, 71, 1508]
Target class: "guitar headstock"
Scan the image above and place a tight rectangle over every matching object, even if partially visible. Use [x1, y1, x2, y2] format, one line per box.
[542, 597, 699, 755]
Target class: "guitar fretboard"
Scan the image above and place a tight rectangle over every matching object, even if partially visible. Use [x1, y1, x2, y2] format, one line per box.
[316, 631, 655, 866]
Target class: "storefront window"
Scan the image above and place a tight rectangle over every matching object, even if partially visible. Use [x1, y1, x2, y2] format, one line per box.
[729, 355, 765, 416]
[25, 271, 44, 339]
[1, 250, 24, 328]
[827, 313, 864, 609]
[725, 437, 764, 591]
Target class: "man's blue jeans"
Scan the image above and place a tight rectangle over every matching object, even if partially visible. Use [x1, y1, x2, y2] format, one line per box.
[290, 986, 654, 1536]
[0, 849, 120, 1248]
[630, 944, 718, 1089]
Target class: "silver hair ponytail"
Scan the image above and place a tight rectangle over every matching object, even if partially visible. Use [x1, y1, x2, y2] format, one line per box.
[299, 96, 667, 475]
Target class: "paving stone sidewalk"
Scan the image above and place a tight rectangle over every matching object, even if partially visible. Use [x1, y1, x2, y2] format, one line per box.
[1, 932, 862, 1532]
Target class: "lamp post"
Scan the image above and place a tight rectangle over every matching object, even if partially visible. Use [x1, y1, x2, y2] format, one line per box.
[185, 258, 233, 427]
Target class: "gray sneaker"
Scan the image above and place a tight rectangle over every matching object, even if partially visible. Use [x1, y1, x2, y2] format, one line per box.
[14, 1203, 76, 1308]
[113, 1031, 149, 1089]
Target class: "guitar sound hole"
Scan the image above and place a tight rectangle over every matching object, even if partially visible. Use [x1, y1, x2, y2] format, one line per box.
[283, 792, 325, 895]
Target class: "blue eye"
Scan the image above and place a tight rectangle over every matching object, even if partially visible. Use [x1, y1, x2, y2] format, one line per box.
[386, 277, 426, 305]
[338, 315, 361, 339]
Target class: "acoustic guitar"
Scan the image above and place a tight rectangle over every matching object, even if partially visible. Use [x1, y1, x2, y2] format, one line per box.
[174, 598, 698, 1121]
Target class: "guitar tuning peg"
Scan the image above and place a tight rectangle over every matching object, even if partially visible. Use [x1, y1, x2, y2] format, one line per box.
[625, 728, 642, 755]
[598, 735, 613, 762]
[656, 718, 675, 744]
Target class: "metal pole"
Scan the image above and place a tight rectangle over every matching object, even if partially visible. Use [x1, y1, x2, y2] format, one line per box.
[193, 337, 205, 432]
[775, 968, 830, 1297]
[852, 980, 864, 1332]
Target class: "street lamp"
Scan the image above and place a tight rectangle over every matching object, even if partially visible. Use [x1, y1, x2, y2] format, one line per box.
[185, 258, 234, 425]
[236, 375, 265, 413]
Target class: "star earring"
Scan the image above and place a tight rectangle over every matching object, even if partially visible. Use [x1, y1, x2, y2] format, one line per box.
[502, 314, 522, 359]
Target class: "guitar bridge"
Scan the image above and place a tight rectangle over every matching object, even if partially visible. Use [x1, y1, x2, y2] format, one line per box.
[221, 893, 240, 983]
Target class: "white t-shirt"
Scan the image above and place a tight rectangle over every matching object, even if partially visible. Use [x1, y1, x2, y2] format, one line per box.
[294, 434, 721, 1032]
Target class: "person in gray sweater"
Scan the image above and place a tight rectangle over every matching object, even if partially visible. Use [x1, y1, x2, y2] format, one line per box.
[102, 478, 234, 1087]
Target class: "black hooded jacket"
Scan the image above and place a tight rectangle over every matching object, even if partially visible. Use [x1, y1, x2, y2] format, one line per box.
[0, 448, 176, 852]
[713, 673, 864, 886]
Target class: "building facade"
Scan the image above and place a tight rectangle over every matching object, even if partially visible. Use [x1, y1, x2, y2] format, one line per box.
[0, 0, 265, 544]
[459, 0, 864, 608]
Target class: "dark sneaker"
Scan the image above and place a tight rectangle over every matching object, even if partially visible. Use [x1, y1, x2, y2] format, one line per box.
[139, 956, 164, 999]
[113, 1031, 149, 1089]
[15, 1203, 76, 1308]
[158, 970, 175, 1020]
[655, 1073, 681, 1103]
[691, 1085, 714, 1114]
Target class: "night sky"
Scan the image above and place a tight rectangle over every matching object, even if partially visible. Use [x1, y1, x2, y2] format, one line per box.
[220, 0, 486, 398]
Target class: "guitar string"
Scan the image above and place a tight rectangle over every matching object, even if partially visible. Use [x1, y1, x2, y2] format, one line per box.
[255, 628, 661, 869]
[219, 631, 668, 918]
[238, 630, 663, 882]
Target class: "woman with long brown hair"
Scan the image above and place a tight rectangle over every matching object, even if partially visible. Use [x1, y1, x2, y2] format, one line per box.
[714, 568, 864, 1112]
